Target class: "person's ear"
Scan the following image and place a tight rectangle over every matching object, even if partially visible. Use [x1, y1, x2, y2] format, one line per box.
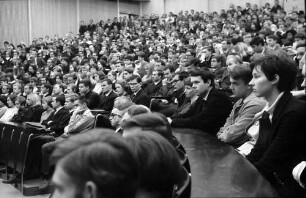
[271, 74, 279, 85]
[83, 181, 98, 198]
[207, 79, 212, 86]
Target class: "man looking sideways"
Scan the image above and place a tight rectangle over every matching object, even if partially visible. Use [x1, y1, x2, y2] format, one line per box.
[217, 65, 266, 147]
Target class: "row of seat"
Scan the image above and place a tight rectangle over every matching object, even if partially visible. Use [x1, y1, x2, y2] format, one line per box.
[0, 119, 191, 197]
[0, 123, 33, 194]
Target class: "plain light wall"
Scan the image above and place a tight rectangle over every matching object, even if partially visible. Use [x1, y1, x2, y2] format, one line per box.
[142, 0, 305, 15]
[0, 0, 140, 46]
[0, 0, 29, 47]
[30, 0, 77, 42]
[1, 0, 305, 46]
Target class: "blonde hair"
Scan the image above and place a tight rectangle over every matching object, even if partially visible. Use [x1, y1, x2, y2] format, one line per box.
[27, 93, 41, 106]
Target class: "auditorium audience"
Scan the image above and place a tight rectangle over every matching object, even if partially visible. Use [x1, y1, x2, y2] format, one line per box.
[0, 95, 8, 118]
[40, 96, 54, 123]
[245, 54, 306, 197]
[0, 94, 18, 121]
[169, 69, 232, 134]
[1, 2, 306, 197]
[128, 75, 150, 107]
[50, 129, 139, 198]
[124, 131, 182, 198]
[217, 65, 266, 147]
[41, 95, 70, 136]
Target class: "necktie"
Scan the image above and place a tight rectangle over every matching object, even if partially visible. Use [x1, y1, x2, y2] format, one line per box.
[259, 111, 272, 146]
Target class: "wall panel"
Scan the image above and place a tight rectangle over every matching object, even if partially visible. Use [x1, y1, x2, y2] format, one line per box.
[79, 0, 118, 24]
[165, 0, 209, 14]
[142, 0, 164, 16]
[120, 1, 140, 15]
[30, 0, 77, 40]
[0, 0, 28, 47]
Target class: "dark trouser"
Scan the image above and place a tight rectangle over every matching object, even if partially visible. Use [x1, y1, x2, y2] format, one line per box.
[40, 136, 57, 176]
[41, 136, 68, 176]
[25, 135, 54, 178]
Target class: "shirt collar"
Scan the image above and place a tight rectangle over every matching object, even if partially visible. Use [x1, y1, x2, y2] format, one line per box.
[54, 106, 63, 114]
[105, 90, 112, 97]
[134, 89, 141, 95]
[202, 87, 212, 101]
[261, 92, 284, 119]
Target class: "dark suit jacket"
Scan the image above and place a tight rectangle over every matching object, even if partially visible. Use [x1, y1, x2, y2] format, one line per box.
[99, 91, 118, 111]
[42, 107, 70, 136]
[130, 89, 150, 107]
[85, 91, 101, 110]
[31, 57, 46, 68]
[11, 105, 44, 123]
[144, 81, 163, 97]
[246, 92, 306, 196]
[171, 88, 232, 135]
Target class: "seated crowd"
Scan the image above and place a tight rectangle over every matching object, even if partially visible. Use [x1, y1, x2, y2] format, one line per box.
[0, 1, 306, 197]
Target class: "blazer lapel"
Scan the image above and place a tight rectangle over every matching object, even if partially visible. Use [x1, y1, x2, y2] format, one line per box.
[271, 92, 292, 131]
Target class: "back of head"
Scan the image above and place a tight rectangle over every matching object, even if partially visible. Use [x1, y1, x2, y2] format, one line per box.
[124, 131, 182, 198]
[51, 129, 139, 198]
[114, 96, 134, 111]
[127, 105, 151, 117]
[122, 113, 173, 145]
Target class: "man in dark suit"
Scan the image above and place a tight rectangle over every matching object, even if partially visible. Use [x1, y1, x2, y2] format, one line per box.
[128, 75, 150, 107]
[79, 20, 87, 35]
[99, 79, 118, 111]
[30, 50, 46, 68]
[199, 46, 213, 68]
[170, 69, 232, 135]
[79, 79, 101, 109]
[144, 70, 163, 97]
[41, 95, 71, 137]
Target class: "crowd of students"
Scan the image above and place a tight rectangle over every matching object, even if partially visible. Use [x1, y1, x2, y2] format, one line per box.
[0, 0, 306, 197]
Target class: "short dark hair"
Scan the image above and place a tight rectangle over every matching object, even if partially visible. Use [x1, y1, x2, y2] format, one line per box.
[51, 129, 139, 198]
[25, 83, 34, 90]
[76, 95, 89, 106]
[128, 75, 142, 83]
[253, 54, 297, 92]
[266, 34, 278, 40]
[102, 78, 113, 85]
[122, 113, 173, 145]
[164, 65, 175, 73]
[124, 131, 182, 197]
[153, 69, 164, 78]
[55, 95, 66, 106]
[191, 68, 215, 87]
[176, 71, 189, 81]
[42, 83, 53, 95]
[229, 65, 253, 84]
[79, 79, 91, 89]
[250, 37, 265, 46]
